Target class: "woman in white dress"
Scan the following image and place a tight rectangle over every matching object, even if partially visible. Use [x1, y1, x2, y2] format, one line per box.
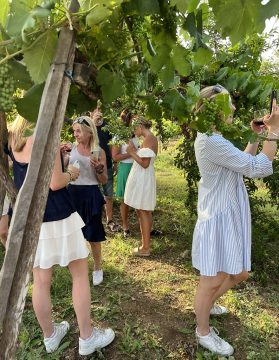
[124, 116, 158, 256]
[193, 85, 279, 356]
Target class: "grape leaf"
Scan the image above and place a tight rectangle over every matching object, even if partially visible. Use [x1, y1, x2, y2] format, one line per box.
[193, 48, 213, 66]
[9, 59, 33, 89]
[6, 0, 30, 36]
[96, 68, 124, 103]
[23, 30, 58, 84]
[150, 44, 171, 73]
[123, 0, 160, 16]
[86, 6, 112, 26]
[209, 0, 262, 44]
[215, 67, 229, 82]
[0, 0, 9, 35]
[66, 85, 94, 116]
[159, 61, 175, 89]
[163, 89, 187, 118]
[172, 45, 191, 76]
[170, 0, 200, 14]
[257, 0, 279, 27]
[16, 83, 45, 122]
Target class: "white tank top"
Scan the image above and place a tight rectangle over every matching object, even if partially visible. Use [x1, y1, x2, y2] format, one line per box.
[69, 145, 99, 185]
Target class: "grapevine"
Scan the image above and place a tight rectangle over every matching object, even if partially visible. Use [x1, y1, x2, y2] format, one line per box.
[0, 60, 16, 113]
[123, 63, 141, 98]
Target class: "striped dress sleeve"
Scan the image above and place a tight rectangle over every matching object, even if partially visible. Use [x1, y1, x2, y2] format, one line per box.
[204, 135, 273, 179]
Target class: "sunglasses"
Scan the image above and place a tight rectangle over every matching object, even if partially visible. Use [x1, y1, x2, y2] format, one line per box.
[212, 84, 226, 94]
[73, 117, 90, 127]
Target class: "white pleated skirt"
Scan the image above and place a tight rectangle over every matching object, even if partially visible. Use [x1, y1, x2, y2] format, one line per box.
[2, 195, 10, 216]
[34, 212, 89, 269]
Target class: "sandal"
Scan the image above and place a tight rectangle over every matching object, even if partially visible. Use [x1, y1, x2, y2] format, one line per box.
[133, 247, 150, 257]
[123, 229, 131, 238]
[150, 229, 163, 236]
[107, 220, 121, 232]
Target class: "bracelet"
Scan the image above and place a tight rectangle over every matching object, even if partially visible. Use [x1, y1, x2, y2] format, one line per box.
[265, 138, 278, 142]
[66, 170, 73, 182]
[270, 131, 279, 138]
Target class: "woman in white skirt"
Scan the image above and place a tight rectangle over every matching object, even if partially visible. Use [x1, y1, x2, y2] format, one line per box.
[124, 116, 158, 256]
[7, 116, 115, 356]
[0, 194, 10, 247]
[192, 85, 279, 356]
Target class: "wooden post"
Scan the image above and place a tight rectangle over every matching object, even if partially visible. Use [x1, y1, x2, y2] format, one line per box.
[0, 1, 79, 357]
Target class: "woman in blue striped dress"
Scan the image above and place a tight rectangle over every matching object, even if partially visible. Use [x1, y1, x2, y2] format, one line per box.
[192, 85, 279, 356]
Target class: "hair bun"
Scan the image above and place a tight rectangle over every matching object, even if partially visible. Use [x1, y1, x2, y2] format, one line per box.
[134, 116, 152, 129]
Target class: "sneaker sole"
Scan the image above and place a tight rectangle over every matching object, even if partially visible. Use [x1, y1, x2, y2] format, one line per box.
[198, 342, 234, 356]
[79, 331, 115, 356]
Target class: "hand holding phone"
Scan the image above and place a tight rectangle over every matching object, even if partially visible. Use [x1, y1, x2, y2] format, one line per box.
[91, 148, 100, 161]
[269, 90, 277, 114]
[253, 109, 267, 126]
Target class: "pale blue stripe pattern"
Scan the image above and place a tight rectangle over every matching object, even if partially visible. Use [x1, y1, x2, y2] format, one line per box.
[192, 133, 273, 276]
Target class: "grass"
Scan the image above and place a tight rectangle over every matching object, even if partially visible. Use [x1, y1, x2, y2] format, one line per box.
[0, 141, 278, 359]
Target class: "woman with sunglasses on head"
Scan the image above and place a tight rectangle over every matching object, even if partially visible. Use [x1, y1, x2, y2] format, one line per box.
[7, 115, 115, 356]
[192, 85, 279, 356]
[67, 116, 108, 286]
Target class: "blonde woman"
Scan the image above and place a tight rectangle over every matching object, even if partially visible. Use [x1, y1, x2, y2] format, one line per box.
[124, 116, 158, 256]
[7, 115, 114, 356]
[192, 85, 279, 356]
[67, 116, 108, 286]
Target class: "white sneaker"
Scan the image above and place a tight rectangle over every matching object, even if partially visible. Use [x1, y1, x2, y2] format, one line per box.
[93, 270, 103, 286]
[44, 321, 70, 353]
[196, 327, 234, 356]
[210, 304, 229, 315]
[79, 327, 115, 356]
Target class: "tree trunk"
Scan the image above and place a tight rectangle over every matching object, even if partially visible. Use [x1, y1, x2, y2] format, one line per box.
[0, 2, 79, 358]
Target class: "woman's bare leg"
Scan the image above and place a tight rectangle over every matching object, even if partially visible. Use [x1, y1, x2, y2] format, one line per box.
[90, 242, 102, 271]
[32, 267, 53, 337]
[138, 210, 152, 252]
[120, 202, 129, 230]
[212, 271, 249, 304]
[68, 258, 92, 339]
[0, 215, 9, 248]
[194, 272, 228, 335]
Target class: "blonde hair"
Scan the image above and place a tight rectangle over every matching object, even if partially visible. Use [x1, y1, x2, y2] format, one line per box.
[73, 116, 99, 151]
[8, 115, 31, 152]
[196, 85, 229, 113]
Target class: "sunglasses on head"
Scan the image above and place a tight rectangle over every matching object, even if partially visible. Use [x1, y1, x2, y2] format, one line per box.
[73, 117, 90, 127]
[212, 84, 226, 94]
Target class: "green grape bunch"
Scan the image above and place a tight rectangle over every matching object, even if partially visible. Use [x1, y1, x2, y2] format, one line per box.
[0, 60, 16, 113]
[123, 63, 140, 98]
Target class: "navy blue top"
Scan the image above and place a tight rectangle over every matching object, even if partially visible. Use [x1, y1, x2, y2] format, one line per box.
[8, 148, 76, 223]
[97, 120, 112, 169]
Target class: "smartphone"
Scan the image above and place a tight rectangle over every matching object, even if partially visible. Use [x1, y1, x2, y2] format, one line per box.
[91, 149, 100, 161]
[269, 89, 277, 114]
[254, 90, 277, 126]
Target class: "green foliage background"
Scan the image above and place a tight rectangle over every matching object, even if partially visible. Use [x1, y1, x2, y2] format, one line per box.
[0, 0, 279, 205]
